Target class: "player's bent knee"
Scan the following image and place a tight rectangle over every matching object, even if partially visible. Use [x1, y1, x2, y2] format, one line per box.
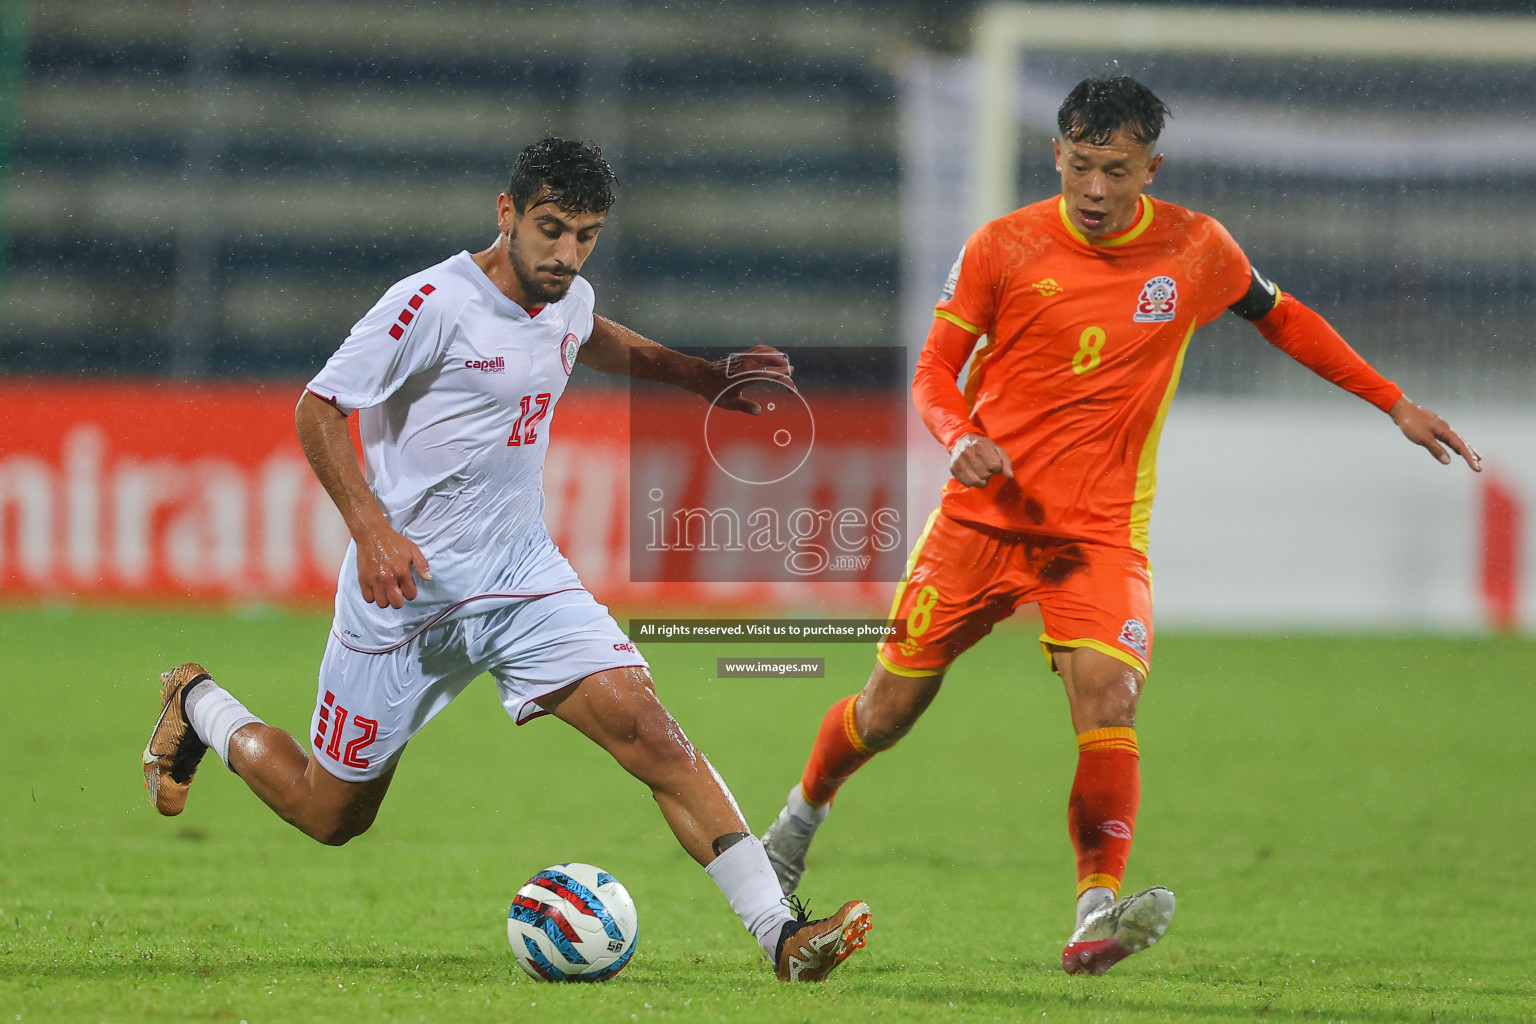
[305, 807, 378, 846]
[857, 670, 942, 750]
[1073, 670, 1140, 702]
[312, 825, 359, 847]
[1064, 669, 1142, 729]
[281, 765, 391, 846]
[855, 695, 931, 750]
[855, 712, 909, 752]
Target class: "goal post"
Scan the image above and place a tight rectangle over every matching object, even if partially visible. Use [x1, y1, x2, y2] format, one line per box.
[972, 3, 1536, 227]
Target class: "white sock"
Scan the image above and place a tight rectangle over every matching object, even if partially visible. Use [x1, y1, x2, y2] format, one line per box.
[184, 678, 262, 770]
[1076, 886, 1115, 927]
[704, 835, 794, 957]
[787, 783, 830, 825]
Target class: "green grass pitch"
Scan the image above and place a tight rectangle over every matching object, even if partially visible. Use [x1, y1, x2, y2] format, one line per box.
[2, 606, 1533, 1023]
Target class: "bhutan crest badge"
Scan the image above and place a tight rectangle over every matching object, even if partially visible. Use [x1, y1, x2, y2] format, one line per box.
[560, 332, 581, 375]
[1133, 276, 1178, 323]
[1118, 618, 1149, 656]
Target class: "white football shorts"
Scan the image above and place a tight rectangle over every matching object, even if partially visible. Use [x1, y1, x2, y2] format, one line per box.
[308, 588, 647, 783]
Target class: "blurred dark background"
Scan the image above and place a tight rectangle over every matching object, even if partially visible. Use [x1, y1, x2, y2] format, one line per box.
[2, 0, 1531, 391]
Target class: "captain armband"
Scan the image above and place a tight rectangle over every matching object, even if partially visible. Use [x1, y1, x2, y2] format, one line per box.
[1227, 268, 1282, 322]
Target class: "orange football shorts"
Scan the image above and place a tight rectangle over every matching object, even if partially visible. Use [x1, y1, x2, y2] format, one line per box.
[878, 511, 1153, 678]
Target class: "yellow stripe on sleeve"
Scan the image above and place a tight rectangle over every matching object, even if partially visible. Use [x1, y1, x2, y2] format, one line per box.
[934, 309, 982, 335]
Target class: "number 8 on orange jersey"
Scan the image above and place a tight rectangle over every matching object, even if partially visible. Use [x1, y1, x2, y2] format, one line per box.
[1072, 327, 1106, 375]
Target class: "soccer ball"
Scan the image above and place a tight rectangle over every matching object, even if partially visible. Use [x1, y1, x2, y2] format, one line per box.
[507, 863, 638, 982]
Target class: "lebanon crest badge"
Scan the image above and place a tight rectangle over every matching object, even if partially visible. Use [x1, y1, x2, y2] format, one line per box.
[560, 332, 580, 375]
[1133, 276, 1178, 323]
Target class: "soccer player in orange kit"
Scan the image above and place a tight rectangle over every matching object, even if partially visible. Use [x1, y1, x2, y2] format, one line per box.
[761, 75, 1482, 976]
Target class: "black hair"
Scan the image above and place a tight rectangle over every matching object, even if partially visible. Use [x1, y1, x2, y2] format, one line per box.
[1056, 75, 1170, 147]
[508, 136, 617, 215]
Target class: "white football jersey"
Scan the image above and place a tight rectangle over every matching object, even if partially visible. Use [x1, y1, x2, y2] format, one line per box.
[307, 251, 596, 651]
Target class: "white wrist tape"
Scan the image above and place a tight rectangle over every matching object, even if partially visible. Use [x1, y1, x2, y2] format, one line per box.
[950, 433, 985, 460]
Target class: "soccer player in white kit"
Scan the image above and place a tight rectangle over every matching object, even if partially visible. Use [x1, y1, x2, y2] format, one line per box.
[141, 137, 871, 982]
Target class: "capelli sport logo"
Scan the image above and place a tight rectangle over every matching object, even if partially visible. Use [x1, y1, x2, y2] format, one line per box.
[465, 356, 505, 373]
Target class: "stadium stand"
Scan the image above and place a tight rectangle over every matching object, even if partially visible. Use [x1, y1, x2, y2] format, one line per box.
[5, 0, 1532, 400]
[4, 1, 906, 378]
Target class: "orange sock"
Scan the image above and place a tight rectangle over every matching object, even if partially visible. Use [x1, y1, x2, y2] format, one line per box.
[1068, 727, 1140, 897]
[798, 695, 875, 807]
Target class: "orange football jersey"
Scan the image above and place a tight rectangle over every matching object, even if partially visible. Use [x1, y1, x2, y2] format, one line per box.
[928, 194, 1252, 551]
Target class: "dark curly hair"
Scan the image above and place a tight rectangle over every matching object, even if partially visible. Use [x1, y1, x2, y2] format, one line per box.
[508, 136, 618, 215]
[1057, 75, 1170, 147]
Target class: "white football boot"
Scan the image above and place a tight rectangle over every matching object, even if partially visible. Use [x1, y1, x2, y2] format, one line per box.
[1061, 885, 1177, 975]
[761, 785, 828, 896]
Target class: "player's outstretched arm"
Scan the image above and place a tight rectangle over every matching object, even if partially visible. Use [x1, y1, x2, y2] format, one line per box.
[1387, 396, 1482, 471]
[577, 315, 794, 415]
[295, 391, 432, 608]
[1236, 284, 1481, 472]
